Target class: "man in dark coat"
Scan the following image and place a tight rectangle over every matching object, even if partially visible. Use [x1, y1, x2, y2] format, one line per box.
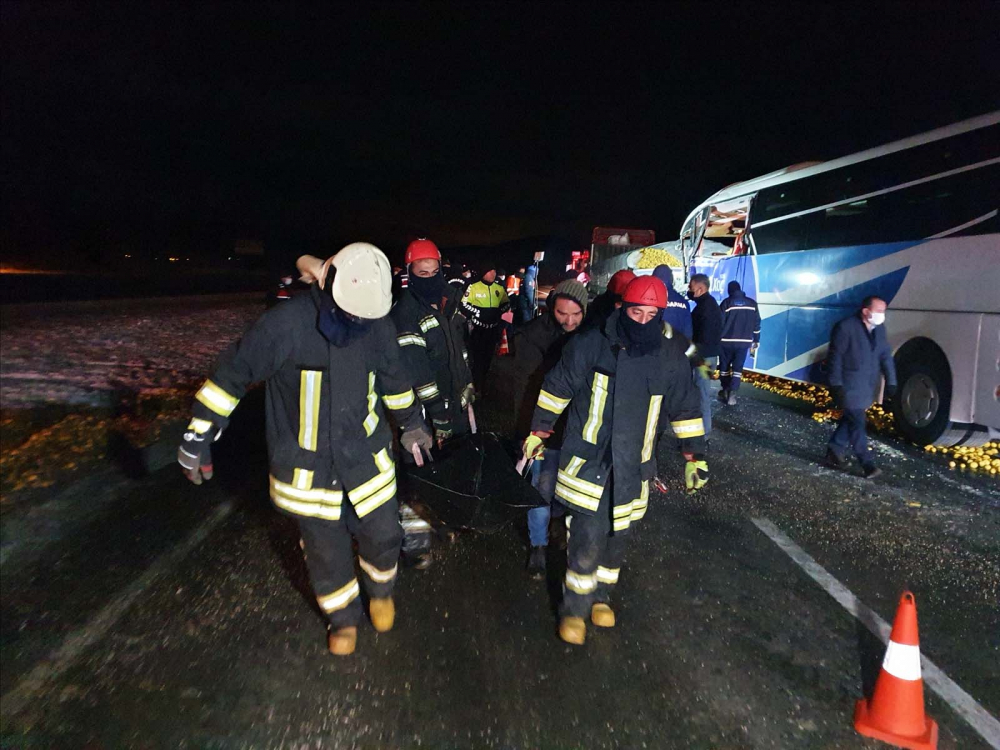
[511, 279, 588, 578]
[826, 295, 898, 479]
[688, 273, 723, 436]
[717, 280, 761, 406]
[652, 264, 693, 340]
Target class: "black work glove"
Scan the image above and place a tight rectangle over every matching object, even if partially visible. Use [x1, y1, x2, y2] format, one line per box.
[178, 418, 221, 485]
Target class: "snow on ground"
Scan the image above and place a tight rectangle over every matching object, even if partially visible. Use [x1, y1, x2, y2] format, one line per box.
[1, 294, 265, 408]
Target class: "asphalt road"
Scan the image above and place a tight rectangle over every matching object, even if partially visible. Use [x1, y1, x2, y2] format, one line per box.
[2, 360, 998, 749]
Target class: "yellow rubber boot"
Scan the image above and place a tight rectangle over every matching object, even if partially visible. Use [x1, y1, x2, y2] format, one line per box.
[591, 603, 616, 628]
[559, 616, 586, 645]
[369, 597, 395, 632]
[327, 627, 357, 656]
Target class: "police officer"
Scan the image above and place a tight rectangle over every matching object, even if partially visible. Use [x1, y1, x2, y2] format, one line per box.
[179, 243, 433, 656]
[523, 276, 708, 645]
[461, 260, 511, 391]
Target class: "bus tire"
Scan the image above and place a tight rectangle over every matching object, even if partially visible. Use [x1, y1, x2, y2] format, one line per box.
[892, 342, 971, 447]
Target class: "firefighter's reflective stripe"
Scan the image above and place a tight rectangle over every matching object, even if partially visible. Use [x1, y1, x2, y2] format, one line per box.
[612, 502, 634, 532]
[565, 569, 597, 594]
[382, 389, 416, 410]
[292, 468, 314, 490]
[418, 316, 440, 333]
[359, 557, 398, 584]
[630, 480, 649, 522]
[298, 370, 322, 451]
[671, 418, 705, 437]
[270, 475, 343, 520]
[363, 372, 379, 436]
[563, 455, 585, 477]
[596, 566, 620, 584]
[641, 395, 663, 463]
[317, 579, 360, 612]
[537, 389, 570, 415]
[417, 382, 440, 401]
[397, 334, 427, 348]
[350, 449, 396, 517]
[195, 379, 239, 417]
[582, 373, 609, 444]
[555, 474, 602, 511]
[187, 417, 214, 435]
[684, 342, 698, 359]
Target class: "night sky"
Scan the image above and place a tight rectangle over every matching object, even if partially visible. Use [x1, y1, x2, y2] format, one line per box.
[3, 1, 999, 267]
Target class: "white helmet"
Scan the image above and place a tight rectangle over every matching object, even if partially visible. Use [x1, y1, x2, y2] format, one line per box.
[331, 242, 392, 319]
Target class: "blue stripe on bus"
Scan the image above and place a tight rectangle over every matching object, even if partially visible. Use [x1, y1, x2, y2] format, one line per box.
[754, 241, 920, 294]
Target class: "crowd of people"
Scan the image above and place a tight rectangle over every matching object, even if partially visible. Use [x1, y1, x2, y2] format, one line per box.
[178, 239, 897, 653]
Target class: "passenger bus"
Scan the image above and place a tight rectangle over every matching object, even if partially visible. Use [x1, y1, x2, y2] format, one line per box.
[680, 112, 999, 447]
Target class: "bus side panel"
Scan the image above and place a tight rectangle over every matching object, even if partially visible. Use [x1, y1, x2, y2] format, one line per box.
[974, 314, 1000, 430]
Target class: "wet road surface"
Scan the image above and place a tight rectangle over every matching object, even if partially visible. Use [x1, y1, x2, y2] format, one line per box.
[2, 367, 998, 749]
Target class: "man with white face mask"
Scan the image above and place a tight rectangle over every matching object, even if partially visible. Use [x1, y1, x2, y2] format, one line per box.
[825, 295, 897, 479]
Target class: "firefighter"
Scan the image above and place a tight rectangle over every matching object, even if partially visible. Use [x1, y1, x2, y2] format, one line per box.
[586, 269, 635, 327]
[178, 243, 433, 656]
[390, 238, 475, 568]
[460, 260, 511, 391]
[522, 275, 708, 645]
[717, 280, 761, 405]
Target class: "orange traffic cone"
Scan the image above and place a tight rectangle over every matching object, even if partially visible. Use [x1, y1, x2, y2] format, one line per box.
[854, 591, 938, 750]
[497, 328, 510, 356]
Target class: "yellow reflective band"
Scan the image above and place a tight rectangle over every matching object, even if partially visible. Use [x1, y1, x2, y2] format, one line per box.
[582, 373, 609, 444]
[373, 448, 394, 473]
[269, 476, 342, 520]
[317, 579, 360, 612]
[292, 468, 314, 490]
[195, 380, 239, 417]
[613, 517, 632, 532]
[359, 557, 398, 584]
[564, 455, 585, 477]
[641, 395, 663, 463]
[417, 382, 440, 400]
[536, 389, 570, 414]
[363, 372, 379, 437]
[353, 480, 397, 517]
[397, 334, 427, 348]
[382, 390, 416, 410]
[596, 566, 620, 584]
[348, 461, 396, 506]
[671, 418, 705, 437]
[556, 470, 603, 499]
[662, 322, 674, 339]
[630, 480, 650, 522]
[555, 482, 601, 511]
[565, 570, 598, 594]
[418, 316, 440, 333]
[187, 417, 214, 435]
[298, 370, 321, 452]
[613, 502, 634, 518]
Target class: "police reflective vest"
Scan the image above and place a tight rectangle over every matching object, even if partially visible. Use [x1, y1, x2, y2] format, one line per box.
[189, 285, 425, 521]
[460, 280, 511, 329]
[506, 275, 521, 294]
[530, 310, 706, 531]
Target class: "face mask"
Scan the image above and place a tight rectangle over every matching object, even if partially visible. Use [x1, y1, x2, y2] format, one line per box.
[686, 290, 697, 300]
[408, 271, 446, 303]
[869, 311, 885, 326]
[617, 306, 663, 355]
[318, 300, 370, 347]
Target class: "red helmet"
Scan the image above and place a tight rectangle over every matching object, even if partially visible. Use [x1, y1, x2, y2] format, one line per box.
[622, 276, 667, 308]
[607, 269, 637, 296]
[405, 238, 441, 265]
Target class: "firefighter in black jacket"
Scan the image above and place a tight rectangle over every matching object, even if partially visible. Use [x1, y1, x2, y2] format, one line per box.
[390, 238, 475, 567]
[178, 243, 433, 656]
[523, 276, 708, 645]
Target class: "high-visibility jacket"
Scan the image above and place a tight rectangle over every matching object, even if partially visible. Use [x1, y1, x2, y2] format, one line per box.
[189, 285, 424, 521]
[390, 285, 474, 419]
[530, 310, 706, 531]
[506, 275, 521, 294]
[460, 281, 510, 329]
[719, 291, 761, 345]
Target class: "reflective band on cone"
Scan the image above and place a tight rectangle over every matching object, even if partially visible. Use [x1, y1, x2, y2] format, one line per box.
[854, 591, 938, 750]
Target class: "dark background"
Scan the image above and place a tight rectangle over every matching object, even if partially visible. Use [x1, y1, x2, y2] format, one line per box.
[3, 1, 999, 277]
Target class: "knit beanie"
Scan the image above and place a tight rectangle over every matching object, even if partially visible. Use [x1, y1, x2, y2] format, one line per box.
[549, 279, 588, 314]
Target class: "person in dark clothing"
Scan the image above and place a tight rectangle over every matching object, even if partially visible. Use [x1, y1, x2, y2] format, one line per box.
[717, 280, 761, 406]
[652, 264, 693, 340]
[825, 296, 898, 479]
[688, 273, 723, 436]
[518, 261, 539, 324]
[522, 275, 707, 645]
[587, 269, 635, 328]
[511, 279, 589, 579]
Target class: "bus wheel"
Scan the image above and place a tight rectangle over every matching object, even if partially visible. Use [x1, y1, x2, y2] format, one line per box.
[892, 345, 986, 447]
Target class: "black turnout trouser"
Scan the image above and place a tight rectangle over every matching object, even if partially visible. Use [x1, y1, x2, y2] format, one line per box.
[297, 498, 403, 629]
[468, 326, 501, 392]
[562, 477, 628, 619]
[718, 344, 751, 392]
